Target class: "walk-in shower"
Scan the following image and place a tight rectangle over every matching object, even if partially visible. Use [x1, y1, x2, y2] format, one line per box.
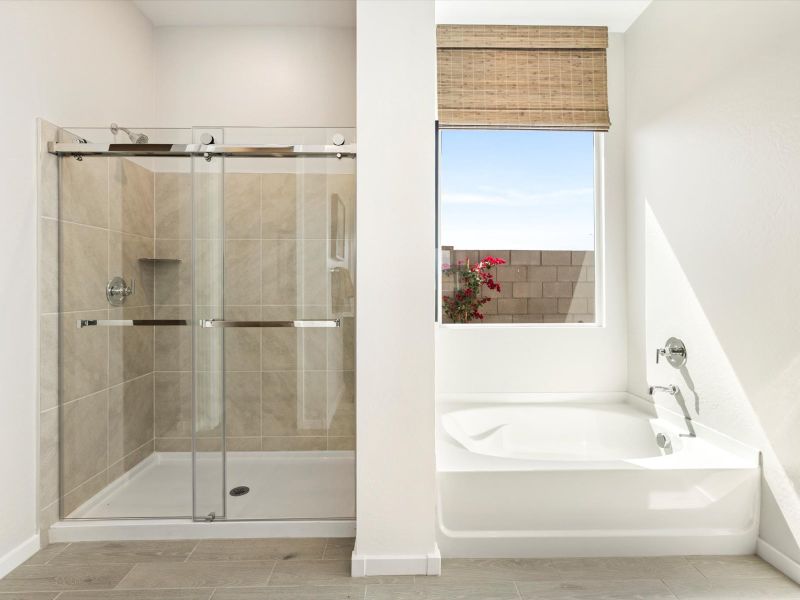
[46, 126, 356, 535]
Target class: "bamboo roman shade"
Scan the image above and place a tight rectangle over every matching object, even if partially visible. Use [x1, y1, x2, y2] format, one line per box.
[437, 25, 610, 131]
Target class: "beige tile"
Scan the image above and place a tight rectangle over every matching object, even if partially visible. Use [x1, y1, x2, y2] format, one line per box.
[154, 240, 192, 306]
[262, 240, 298, 305]
[557, 266, 587, 283]
[262, 372, 300, 436]
[22, 544, 69, 567]
[108, 232, 155, 308]
[224, 306, 261, 372]
[59, 591, 213, 600]
[108, 440, 153, 482]
[559, 297, 588, 314]
[323, 538, 355, 560]
[517, 578, 676, 599]
[39, 218, 59, 314]
[226, 437, 261, 451]
[194, 238, 224, 307]
[190, 538, 325, 562]
[684, 555, 785, 579]
[62, 464, 107, 515]
[0, 564, 132, 593]
[108, 373, 154, 464]
[154, 305, 192, 372]
[226, 240, 262, 305]
[261, 436, 326, 451]
[226, 372, 262, 437]
[541, 251, 572, 266]
[108, 306, 154, 386]
[367, 583, 520, 599]
[116, 561, 274, 589]
[664, 575, 800, 599]
[225, 173, 261, 239]
[302, 329, 327, 370]
[155, 437, 191, 452]
[302, 371, 328, 430]
[542, 282, 573, 298]
[327, 371, 354, 436]
[49, 541, 196, 565]
[38, 409, 59, 510]
[262, 312, 299, 371]
[155, 172, 192, 240]
[39, 314, 58, 411]
[262, 173, 298, 239]
[301, 239, 328, 304]
[38, 502, 59, 537]
[434, 559, 559, 584]
[60, 156, 109, 228]
[0, 593, 60, 600]
[548, 557, 699, 580]
[109, 158, 154, 238]
[326, 317, 354, 371]
[528, 298, 557, 314]
[155, 371, 193, 438]
[61, 221, 108, 312]
[212, 587, 363, 600]
[62, 390, 108, 493]
[302, 174, 329, 240]
[495, 265, 527, 283]
[327, 436, 355, 450]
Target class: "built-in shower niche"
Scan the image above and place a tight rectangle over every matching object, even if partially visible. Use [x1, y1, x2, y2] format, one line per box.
[45, 125, 356, 524]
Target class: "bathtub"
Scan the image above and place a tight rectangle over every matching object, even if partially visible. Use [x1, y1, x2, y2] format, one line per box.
[436, 393, 760, 557]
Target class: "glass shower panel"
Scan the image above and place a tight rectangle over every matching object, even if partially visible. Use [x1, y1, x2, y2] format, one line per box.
[58, 127, 194, 519]
[221, 127, 356, 520]
[192, 128, 226, 521]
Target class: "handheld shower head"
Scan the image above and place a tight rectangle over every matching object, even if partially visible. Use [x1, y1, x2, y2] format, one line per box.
[110, 123, 149, 144]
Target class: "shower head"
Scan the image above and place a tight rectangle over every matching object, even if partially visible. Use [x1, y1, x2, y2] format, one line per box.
[110, 123, 149, 144]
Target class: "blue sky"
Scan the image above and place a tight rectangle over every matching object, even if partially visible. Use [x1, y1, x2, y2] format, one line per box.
[440, 130, 595, 250]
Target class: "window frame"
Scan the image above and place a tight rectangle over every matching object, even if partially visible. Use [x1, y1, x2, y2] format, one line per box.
[435, 124, 606, 328]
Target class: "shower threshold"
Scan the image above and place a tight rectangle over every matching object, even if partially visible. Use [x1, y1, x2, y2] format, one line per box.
[50, 451, 355, 543]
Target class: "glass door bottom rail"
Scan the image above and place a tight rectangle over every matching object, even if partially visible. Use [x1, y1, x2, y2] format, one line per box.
[66, 451, 355, 521]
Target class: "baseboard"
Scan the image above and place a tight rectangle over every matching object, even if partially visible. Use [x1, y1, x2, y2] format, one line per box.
[757, 538, 800, 585]
[0, 534, 40, 578]
[351, 544, 441, 576]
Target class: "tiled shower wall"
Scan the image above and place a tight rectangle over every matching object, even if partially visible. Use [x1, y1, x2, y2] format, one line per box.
[151, 171, 356, 452]
[38, 121, 157, 526]
[442, 249, 596, 323]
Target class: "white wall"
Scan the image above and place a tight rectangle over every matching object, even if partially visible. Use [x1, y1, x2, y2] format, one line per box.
[154, 26, 355, 127]
[354, 0, 439, 575]
[625, 0, 800, 564]
[0, 0, 154, 571]
[435, 34, 628, 394]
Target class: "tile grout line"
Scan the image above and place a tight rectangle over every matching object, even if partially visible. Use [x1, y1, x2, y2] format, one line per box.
[184, 540, 201, 563]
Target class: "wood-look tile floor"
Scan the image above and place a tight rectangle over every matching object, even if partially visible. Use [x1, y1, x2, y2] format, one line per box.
[2, 539, 799, 599]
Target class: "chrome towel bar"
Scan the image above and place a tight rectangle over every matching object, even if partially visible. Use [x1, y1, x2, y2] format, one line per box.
[200, 319, 340, 328]
[49, 142, 356, 159]
[77, 319, 188, 328]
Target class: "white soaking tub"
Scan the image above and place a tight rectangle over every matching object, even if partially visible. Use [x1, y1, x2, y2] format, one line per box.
[436, 393, 760, 558]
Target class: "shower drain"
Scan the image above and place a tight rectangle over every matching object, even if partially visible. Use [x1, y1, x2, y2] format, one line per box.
[229, 486, 250, 497]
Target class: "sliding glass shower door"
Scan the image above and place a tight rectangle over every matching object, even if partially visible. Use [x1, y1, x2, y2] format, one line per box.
[56, 126, 355, 522]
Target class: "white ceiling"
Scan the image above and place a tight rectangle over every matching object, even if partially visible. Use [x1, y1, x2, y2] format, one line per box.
[435, 0, 652, 32]
[133, 0, 649, 32]
[133, 0, 356, 28]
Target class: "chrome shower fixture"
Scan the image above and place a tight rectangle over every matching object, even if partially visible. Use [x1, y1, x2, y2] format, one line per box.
[110, 123, 149, 144]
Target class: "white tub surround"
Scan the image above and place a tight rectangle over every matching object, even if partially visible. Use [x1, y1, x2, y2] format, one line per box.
[437, 393, 760, 557]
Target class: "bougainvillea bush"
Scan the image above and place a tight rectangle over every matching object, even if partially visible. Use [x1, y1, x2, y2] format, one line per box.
[441, 256, 506, 323]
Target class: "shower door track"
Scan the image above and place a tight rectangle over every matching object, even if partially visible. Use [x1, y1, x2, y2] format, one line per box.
[48, 142, 356, 159]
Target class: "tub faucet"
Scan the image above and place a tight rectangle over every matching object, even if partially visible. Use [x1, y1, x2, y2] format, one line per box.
[649, 384, 679, 396]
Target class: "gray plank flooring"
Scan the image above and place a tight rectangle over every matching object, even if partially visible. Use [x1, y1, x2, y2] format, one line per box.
[1, 539, 798, 599]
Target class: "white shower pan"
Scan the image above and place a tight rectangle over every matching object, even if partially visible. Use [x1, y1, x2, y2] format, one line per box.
[50, 451, 355, 542]
[436, 393, 760, 557]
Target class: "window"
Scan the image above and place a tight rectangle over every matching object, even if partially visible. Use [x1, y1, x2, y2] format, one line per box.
[437, 129, 601, 325]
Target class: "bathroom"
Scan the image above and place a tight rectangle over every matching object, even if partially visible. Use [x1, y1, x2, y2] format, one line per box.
[1, 0, 799, 597]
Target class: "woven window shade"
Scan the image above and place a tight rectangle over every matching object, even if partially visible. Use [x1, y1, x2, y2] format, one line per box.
[437, 25, 610, 131]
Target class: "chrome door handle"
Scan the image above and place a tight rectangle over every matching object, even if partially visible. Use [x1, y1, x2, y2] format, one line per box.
[199, 319, 340, 328]
[78, 319, 187, 328]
